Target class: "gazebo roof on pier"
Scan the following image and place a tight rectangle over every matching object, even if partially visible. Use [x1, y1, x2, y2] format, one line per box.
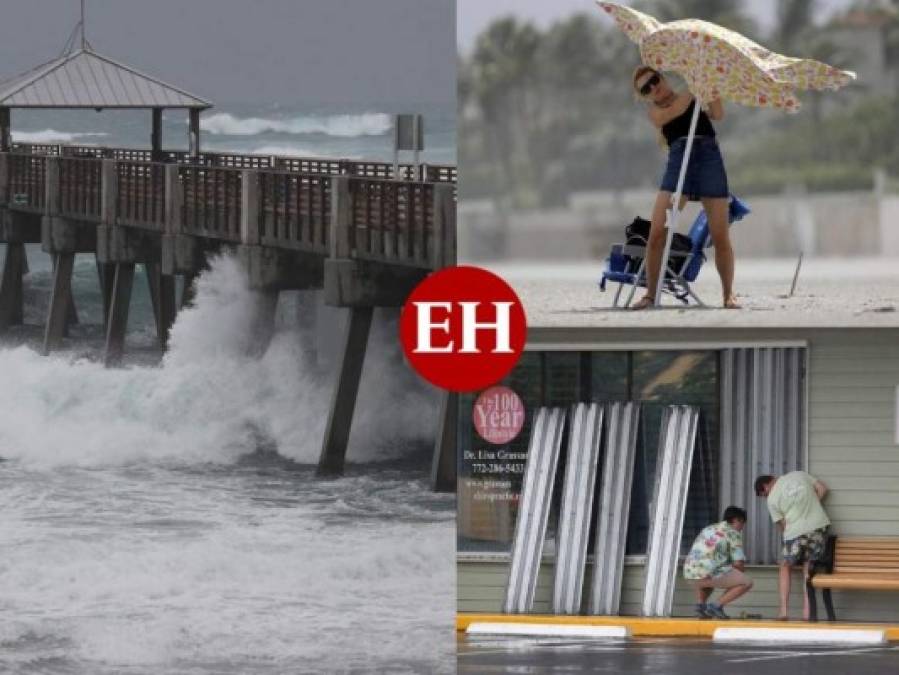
[0, 46, 211, 110]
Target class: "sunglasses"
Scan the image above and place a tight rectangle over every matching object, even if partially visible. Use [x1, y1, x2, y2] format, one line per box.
[638, 73, 661, 96]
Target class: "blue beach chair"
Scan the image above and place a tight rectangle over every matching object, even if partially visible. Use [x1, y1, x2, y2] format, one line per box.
[599, 195, 750, 307]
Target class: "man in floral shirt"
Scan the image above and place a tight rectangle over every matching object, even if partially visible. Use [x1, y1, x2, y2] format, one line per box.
[683, 506, 753, 619]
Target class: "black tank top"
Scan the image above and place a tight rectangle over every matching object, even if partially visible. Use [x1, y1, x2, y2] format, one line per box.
[661, 98, 715, 146]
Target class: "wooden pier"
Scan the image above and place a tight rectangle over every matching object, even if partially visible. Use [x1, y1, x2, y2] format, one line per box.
[0, 142, 457, 487]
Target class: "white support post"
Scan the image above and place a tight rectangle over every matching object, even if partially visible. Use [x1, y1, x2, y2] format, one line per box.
[654, 97, 701, 307]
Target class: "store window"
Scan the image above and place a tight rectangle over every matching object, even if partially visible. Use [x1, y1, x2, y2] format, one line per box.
[457, 349, 718, 554]
[628, 351, 718, 555]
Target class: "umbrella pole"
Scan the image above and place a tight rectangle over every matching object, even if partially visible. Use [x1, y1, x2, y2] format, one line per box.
[653, 94, 702, 307]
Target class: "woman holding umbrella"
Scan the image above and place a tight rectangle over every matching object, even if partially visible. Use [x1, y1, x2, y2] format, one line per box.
[632, 65, 738, 310]
[598, 2, 854, 311]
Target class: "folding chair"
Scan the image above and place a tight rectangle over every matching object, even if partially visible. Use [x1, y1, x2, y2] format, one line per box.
[599, 195, 750, 308]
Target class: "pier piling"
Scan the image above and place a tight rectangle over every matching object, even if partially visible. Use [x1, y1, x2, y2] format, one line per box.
[431, 392, 458, 492]
[250, 289, 279, 357]
[96, 261, 115, 326]
[0, 243, 26, 329]
[145, 262, 176, 348]
[43, 252, 75, 353]
[317, 306, 373, 476]
[104, 262, 135, 366]
[181, 270, 198, 309]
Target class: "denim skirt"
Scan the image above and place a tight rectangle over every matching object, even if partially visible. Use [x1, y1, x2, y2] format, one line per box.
[659, 136, 729, 200]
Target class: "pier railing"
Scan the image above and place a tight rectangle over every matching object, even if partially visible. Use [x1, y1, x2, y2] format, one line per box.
[9, 142, 457, 184]
[256, 170, 330, 253]
[6, 153, 47, 212]
[180, 165, 243, 242]
[1, 145, 456, 269]
[115, 161, 165, 229]
[349, 180, 433, 266]
[58, 157, 102, 221]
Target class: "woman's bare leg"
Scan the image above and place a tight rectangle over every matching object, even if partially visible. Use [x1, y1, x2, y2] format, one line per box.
[633, 191, 674, 309]
[702, 197, 737, 307]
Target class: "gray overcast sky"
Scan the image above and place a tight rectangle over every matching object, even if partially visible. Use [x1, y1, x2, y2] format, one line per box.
[458, 0, 855, 53]
[0, 0, 456, 106]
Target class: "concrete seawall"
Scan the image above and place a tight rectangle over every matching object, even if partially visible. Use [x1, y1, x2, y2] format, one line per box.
[460, 189, 896, 262]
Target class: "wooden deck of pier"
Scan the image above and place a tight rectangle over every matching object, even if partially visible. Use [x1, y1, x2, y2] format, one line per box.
[0, 142, 457, 487]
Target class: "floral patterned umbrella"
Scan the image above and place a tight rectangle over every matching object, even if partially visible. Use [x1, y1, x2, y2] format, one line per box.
[596, 2, 855, 305]
[597, 2, 855, 113]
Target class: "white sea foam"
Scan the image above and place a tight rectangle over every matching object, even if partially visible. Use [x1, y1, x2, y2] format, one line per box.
[0, 254, 437, 469]
[200, 112, 392, 137]
[11, 130, 108, 144]
[0, 470, 454, 672]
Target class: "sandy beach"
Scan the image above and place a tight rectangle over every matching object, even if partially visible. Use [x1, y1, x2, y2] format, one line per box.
[485, 257, 899, 328]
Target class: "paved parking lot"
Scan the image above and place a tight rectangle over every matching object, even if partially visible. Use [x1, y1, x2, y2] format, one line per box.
[458, 636, 899, 674]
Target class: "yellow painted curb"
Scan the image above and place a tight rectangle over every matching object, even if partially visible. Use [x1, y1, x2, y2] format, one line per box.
[456, 613, 899, 642]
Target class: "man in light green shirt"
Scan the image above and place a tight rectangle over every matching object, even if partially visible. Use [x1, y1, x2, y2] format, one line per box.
[755, 471, 830, 621]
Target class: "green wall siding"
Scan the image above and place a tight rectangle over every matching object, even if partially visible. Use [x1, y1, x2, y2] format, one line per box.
[807, 335, 899, 538]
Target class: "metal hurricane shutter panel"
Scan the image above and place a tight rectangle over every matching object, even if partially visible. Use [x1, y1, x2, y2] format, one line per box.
[589, 401, 641, 615]
[503, 407, 566, 614]
[552, 403, 604, 615]
[719, 348, 804, 564]
[642, 405, 700, 617]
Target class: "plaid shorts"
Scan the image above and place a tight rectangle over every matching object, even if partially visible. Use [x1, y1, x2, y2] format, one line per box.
[782, 528, 827, 566]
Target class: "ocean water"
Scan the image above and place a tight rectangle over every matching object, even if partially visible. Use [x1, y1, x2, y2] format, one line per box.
[0, 245, 455, 668]
[0, 465, 453, 674]
[10, 102, 456, 166]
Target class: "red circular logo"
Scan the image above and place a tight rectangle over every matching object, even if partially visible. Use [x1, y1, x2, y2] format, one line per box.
[473, 386, 525, 445]
[399, 266, 527, 392]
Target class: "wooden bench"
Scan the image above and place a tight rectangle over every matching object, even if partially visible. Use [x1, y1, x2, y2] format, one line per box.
[807, 536, 899, 621]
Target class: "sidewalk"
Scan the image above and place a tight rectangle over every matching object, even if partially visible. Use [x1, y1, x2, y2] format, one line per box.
[456, 613, 899, 640]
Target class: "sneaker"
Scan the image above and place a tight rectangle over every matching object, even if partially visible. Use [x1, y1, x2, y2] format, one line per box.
[706, 603, 730, 620]
[693, 603, 710, 619]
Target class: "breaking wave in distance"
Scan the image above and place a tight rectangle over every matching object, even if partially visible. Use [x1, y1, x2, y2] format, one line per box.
[200, 112, 392, 137]
[12, 130, 108, 144]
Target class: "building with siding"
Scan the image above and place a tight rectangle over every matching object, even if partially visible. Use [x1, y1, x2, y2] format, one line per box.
[457, 326, 899, 622]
